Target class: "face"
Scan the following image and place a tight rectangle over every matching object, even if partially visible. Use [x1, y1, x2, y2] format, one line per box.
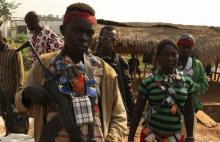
[157, 44, 179, 74]
[25, 18, 38, 32]
[99, 29, 117, 54]
[61, 18, 95, 55]
[179, 45, 193, 59]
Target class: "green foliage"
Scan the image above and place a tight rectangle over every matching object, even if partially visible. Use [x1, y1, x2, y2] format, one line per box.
[0, 0, 21, 20]
[22, 48, 31, 71]
[13, 34, 32, 71]
[14, 33, 29, 43]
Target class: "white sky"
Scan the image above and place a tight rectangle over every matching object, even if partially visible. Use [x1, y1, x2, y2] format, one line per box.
[11, 0, 220, 26]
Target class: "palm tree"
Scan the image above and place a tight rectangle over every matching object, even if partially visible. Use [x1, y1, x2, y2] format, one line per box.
[0, 0, 21, 36]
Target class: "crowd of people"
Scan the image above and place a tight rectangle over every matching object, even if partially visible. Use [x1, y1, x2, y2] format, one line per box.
[0, 2, 210, 142]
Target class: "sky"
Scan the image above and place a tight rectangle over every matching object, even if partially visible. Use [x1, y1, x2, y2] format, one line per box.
[10, 0, 220, 26]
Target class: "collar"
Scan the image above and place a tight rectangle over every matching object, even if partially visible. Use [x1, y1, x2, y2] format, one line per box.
[154, 69, 182, 81]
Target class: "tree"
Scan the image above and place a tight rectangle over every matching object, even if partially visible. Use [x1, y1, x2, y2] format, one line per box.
[0, 0, 21, 36]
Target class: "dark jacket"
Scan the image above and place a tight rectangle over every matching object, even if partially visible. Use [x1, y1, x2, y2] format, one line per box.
[97, 53, 134, 116]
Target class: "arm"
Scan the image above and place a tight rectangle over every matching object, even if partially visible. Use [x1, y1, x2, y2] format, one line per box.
[105, 77, 127, 142]
[128, 94, 147, 141]
[184, 93, 194, 141]
[193, 61, 209, 96]
[120, 57, 134, 112]
[14, 52, 24, 89]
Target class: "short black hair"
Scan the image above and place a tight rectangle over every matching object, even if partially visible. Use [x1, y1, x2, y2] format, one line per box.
[24, 11, 39, 22]
[156, 39, 179, 57]
[65, 3, 95, 16]
[100, 25, 117, 36]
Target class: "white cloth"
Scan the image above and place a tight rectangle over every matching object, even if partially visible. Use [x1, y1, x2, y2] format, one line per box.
[183, 57, 193, 76]
[0, 134, 34, 142]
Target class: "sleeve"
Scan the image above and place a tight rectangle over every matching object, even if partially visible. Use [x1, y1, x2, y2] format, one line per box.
[119, 57, 134, 102]
[45, 29, 63, 51]
[139, 78, 149, 98]
[14, 52, 24, 88]
[186, 76, 195, 95]
[193, 61, 209, 96]
[15, 61, 44, 112]
[105, 77, 127, 142]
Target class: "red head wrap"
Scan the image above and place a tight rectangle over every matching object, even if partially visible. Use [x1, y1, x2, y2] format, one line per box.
[177, 34, 195, 48]
[63, 11, 97, 25]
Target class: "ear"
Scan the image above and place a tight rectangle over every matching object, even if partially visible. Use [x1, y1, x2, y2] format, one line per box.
[60, 25, 65, 36]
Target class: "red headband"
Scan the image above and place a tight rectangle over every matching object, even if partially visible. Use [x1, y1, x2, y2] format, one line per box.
[63, 11, 97, 25]
[177, 39, 195, 48]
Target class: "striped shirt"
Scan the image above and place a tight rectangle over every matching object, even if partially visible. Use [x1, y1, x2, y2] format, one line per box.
[0, 44, 24, 92]
[139, 69, 194, 134]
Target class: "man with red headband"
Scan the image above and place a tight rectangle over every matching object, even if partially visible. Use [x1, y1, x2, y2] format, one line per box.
[15, 3, 127, 142]
[177, 34, 208, 135]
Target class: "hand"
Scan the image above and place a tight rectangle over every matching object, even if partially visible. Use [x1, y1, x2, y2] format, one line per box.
[23, 85, 48, 105]
[185, 137, 195, 142]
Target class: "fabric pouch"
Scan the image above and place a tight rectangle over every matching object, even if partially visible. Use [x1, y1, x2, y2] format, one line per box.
[72, 95, 93, 126]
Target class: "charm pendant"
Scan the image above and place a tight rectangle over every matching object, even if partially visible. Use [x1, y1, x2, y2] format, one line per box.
[171, 104, 178, 114]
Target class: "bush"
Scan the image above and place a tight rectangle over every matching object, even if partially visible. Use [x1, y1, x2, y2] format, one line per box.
[15, 34, 29, 44]
[13, 34, 32, 71]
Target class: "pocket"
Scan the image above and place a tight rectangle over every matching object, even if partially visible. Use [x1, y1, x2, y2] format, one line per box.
[72, 95, 93, 126]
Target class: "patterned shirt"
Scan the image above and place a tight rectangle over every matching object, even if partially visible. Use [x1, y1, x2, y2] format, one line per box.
[30, 27, 63, 63]
[0, 44, 24, 92]
[139, 69, 194, 134]
[48, 52, 104, 141]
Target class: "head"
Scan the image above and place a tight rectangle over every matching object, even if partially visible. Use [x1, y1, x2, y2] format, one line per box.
[60, 3, 96, 55]
[98, 26, 118, 55]
[156, 39, 179, 74]
[177, 34, 195, 60]
[0, 31, 7, 50]
[24, 11, 40, 32]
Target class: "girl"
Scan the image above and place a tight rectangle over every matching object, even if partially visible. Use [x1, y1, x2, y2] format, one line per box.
[128, 39, 195, 142]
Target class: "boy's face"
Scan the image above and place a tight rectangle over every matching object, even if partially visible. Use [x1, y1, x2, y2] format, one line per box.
[62, 18, 95, 54]
[99, 29, 117, 54]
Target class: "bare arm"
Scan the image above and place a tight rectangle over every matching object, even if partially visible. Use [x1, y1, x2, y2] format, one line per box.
[128, 94, 147, 141]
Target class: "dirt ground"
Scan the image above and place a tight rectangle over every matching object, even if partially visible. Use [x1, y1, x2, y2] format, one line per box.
[0, 117, 219, 142]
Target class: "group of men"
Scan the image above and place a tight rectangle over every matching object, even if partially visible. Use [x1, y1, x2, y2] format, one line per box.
[0, 2, 208, 142]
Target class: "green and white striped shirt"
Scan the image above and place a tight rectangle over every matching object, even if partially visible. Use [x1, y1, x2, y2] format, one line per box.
[139, 69, 194, 134]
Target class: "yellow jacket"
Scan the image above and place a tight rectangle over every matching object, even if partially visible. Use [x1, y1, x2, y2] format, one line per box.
[15, 51, 127, 142]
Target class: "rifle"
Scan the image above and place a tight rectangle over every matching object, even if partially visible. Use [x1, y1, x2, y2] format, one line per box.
[16, 41, 84, 142]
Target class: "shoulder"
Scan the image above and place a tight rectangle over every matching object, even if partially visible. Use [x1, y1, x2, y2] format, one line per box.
[141, 74, 155, 85]
[116, 54, 128, 65]
[193, 58, 204, 67]
[40, 50, 61, 65]
[97, 56, 118, 79]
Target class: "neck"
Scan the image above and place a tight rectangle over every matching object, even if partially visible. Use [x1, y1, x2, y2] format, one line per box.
[179, 55, 189, 64]
[161, 68, 176, 75]
[62, 49, 84, 63]
[34, 26, 43, 35]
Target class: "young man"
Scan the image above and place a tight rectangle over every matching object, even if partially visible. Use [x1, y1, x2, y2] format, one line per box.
[177, 34, 208, 112]
[0, 32, 27, 135]
[16, 3, 127, 142]
[95, 25, 134, 122]
[24, 11, 63, 63]
[177, 34, 209, 135]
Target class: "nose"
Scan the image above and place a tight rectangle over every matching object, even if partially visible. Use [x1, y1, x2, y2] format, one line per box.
[80, 32, 89, 42]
